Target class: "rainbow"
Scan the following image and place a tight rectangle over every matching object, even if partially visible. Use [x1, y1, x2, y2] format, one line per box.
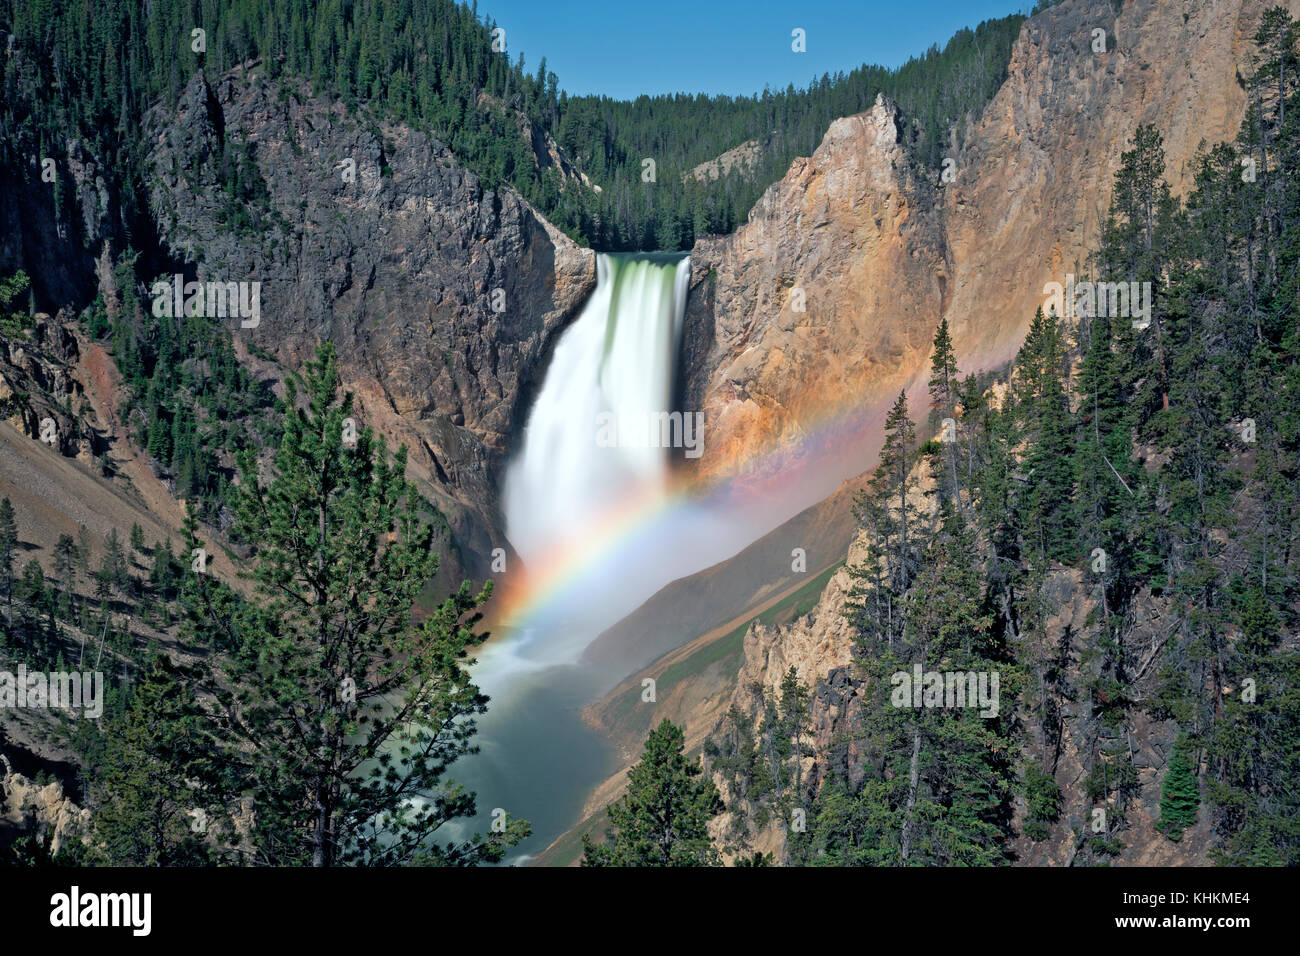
[493, 381, 914, 632]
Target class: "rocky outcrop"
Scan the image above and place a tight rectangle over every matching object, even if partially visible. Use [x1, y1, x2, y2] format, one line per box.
[681, 98, 946, 496]
[0, 312, 93, 460]
[144, 69, 595, 569]
[0, 754, 90, 858]
[687, 140, 763, 183]
[730, 564, 858, 707]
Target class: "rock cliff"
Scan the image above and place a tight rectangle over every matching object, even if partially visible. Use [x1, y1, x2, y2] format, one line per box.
[682, 0, 1296, 490]
[141, 69, 595, 569]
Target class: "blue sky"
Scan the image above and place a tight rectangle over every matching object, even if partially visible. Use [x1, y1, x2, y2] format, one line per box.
[478, 0, 1035, 100]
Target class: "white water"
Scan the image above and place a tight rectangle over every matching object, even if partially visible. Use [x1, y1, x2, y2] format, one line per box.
[490, 253, 693, 671]
[503, 252, 690, 568]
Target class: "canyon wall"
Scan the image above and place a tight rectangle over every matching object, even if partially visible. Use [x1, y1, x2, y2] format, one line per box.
[681, 98, 945, 493]
[3, 66, 597, 576]
[142, 71, 595, 569]
[683, 0, 1294, 488]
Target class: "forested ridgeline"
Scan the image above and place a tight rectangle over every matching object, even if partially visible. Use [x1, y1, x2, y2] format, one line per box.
[1, 0, 1024, 251]
[707, 11, 1300, 866]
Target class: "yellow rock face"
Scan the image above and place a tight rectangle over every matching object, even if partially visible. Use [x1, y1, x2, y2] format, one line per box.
[683, 0, 1297, 496]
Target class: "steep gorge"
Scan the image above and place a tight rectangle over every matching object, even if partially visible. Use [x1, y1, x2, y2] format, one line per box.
[2, 0, 1292, 867]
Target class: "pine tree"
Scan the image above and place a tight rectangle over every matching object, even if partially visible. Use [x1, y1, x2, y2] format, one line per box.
[583, 720, 724, 866]
[846, 391, 923, 651]
[1016, 308, 1075, 564]
[52, 533, 78, 614]
[181, 342, 526, 866]
[874, 391, 921, 592]
[150, 540, 179, 601]
[129, 522, 146, 558]
[101, 528, 129, 596]
[0, 497, 17, 605]
[1157, 735, 1200, 840]
[1103, 124, 1177, 422]
[1022, 763, 1062, 841]
[928, 317, 962, 503]
[778, 666, 810, 799]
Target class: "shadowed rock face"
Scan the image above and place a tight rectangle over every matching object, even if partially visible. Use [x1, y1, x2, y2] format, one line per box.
[682, 0, 1297, 493]
[0, 314, 85, 458]
[145, 71, 595, 571]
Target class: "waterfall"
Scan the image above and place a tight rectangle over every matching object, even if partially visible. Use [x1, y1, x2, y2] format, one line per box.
[503, 253, 691, 571]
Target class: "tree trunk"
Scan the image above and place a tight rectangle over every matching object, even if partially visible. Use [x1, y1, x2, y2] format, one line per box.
[899, 726, 922, 862]
[312, 789, 330, 867]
